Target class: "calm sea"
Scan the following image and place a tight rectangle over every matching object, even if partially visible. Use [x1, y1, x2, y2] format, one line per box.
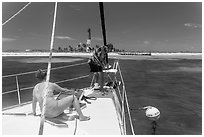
[2, 56, 202, 135]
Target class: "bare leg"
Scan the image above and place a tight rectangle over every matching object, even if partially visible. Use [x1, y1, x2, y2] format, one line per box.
[72, 96, 90, 121]
[94, 72, 99, 84]
[93, 73, 100, 89]
[58, 95, 90, 121]
[99, 72, 104, 91]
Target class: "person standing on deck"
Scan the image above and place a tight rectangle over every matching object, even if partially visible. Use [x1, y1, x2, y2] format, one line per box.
[32, 69, 90, 121]
[88, 45, 109, 92]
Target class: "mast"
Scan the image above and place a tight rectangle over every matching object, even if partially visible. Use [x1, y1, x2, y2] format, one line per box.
[99, 2, 107, 46]
[38, 2, 58, 135]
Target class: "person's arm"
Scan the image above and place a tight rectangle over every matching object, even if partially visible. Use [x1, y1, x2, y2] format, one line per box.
[104, 52, 108, 65]
[53, 83, 75, 95]
[32, 87, 37, 116]
[93, 51, 104, 67]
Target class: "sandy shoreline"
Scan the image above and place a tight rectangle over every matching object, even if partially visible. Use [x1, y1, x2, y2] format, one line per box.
[2, 52, 202, 60]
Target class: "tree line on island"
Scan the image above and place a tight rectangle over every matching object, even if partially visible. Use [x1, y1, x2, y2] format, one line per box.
[6, 43, 126, 53]
[5, 43, 200, 54]
[56, 43, 125, 52]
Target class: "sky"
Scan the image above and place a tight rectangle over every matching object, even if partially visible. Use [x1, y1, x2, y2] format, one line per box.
[2, 2, 202, 52]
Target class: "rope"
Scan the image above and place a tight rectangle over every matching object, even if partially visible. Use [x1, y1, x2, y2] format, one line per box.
[38, 2, 58, 135]
[2, 2, 31, 26]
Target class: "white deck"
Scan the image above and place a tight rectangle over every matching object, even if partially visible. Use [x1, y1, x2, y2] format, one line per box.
[2, 88, 123, 135]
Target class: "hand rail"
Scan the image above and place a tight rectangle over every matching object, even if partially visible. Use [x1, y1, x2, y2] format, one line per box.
[2, 62, 87, 78]
[116, 61, 135, 135]
[2, 61, 90, 112]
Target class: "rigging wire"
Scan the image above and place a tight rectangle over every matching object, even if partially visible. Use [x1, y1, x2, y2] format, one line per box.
[2, 2, 31, 26]
[38, 2, 58, 135]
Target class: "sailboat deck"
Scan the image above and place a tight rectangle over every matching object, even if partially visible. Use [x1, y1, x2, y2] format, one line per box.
[2, 88, 122, 135]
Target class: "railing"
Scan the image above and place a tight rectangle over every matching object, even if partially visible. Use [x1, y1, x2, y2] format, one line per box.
[2, 62, 89, 110]
[2, 60, 135, 135]
[113, 60, 135, 135]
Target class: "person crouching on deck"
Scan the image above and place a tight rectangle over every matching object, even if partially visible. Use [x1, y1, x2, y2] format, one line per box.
[32, 69, 90, 121]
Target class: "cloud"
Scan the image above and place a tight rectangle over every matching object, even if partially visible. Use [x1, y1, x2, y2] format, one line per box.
[69, 5, 81, 11]
[135, 40, 150, 45]
[55, 36, 75, 40]
[184, 23, 202, 28]
[143, 41, 150, 45]
[2, 37, 16, 42]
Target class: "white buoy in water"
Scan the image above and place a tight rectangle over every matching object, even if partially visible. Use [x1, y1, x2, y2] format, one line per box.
[143, 106, 160, 121]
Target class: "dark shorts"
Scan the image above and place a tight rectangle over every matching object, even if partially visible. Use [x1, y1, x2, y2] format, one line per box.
[88, 61, 102, 72]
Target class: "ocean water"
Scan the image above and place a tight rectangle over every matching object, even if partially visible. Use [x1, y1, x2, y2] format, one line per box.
[2, 56, 202, 135]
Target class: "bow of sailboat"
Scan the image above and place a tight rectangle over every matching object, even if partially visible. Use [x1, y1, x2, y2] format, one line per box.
[2, 61, 132, 135]
[2, 2, 135, 135]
